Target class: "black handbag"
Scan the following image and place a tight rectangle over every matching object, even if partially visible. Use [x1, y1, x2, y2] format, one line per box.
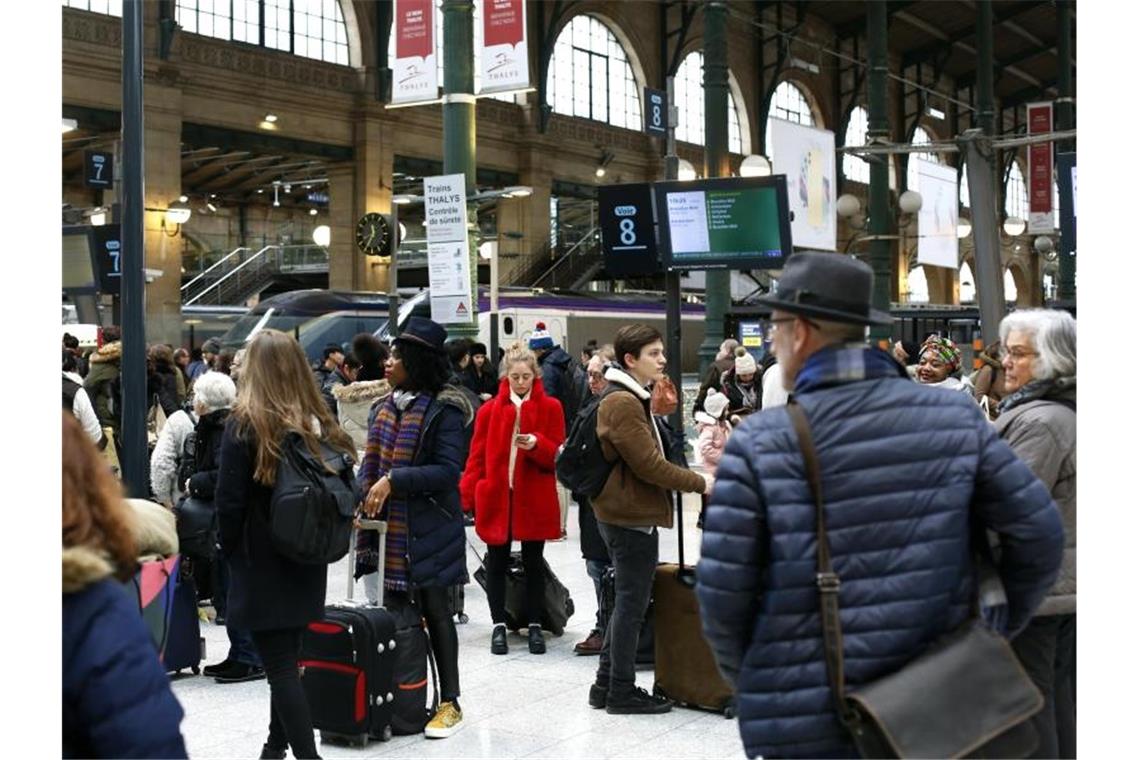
[174, 496, 217, 559]
[787, 402, 1044, 759]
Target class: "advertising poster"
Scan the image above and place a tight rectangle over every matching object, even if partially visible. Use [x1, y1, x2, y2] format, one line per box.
[1027, 102, 1054, 234]
[480, 0, 528, 94]
[770, 119, 836, 251]
[392, 0, 437, 104]
[916, 160, 959, 269]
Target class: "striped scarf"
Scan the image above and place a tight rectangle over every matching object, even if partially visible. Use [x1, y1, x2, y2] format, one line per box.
[354, 392, 432, 590]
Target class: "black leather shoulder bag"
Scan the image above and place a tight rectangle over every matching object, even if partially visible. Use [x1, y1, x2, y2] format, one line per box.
[786, 401, 1044, 759]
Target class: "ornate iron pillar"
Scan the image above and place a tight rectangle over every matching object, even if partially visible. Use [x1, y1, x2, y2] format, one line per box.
[699, 1, 731, 372]
[1056, 0, 1075, 301]
[867, 1, 892, 344]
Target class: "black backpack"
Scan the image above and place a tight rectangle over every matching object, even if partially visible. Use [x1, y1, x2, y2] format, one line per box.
[559, 360, 586, 422]
[268, 432, 361, 565]
[177, 428, 198, 491]
[555, 385, 625, 498]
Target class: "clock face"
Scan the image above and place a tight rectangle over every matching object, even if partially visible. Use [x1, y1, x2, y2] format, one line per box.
[355, 212, 391, 257]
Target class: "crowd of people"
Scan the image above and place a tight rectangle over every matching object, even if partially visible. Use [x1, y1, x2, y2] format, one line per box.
[61, 255, 1076, 758]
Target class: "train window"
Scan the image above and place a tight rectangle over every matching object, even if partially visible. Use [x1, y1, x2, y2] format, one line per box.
[503, 317, 514, 335]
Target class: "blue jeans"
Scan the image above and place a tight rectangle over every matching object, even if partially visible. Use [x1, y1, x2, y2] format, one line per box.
[220, 554, 261, 667]
[585, 558, 611, 633]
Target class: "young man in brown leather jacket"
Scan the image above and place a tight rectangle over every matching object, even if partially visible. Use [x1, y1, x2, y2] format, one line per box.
[588, 324, 710, 715]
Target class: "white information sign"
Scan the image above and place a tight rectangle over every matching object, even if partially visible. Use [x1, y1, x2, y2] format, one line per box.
[427, 241, 471, 296]
[665, 191, 711, 253]
[916, 160, 960, 269]
[424, 174, 469, 244]
[392, 0, 438, 105]
[430, 294, 474, 325]
[770, 119, 837, 251]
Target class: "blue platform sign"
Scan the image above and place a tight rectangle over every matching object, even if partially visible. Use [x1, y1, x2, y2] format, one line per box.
[644, 87, 667, 137]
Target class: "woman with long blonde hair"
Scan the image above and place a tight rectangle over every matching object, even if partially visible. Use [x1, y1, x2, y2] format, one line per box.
[460, 342, 565, 656]
[214, 329, 356, 760]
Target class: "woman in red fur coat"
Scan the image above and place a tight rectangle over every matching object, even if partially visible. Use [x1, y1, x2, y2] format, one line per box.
[460, 342, 565, 656]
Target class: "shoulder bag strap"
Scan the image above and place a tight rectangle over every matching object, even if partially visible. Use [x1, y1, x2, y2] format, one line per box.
[786, 401, 857, 728]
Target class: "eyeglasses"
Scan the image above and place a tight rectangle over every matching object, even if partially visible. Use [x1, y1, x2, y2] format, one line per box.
[998, 345, 1039, 361]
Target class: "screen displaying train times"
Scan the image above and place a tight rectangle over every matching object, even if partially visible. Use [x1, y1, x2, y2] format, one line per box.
[654, 175, 793, 271]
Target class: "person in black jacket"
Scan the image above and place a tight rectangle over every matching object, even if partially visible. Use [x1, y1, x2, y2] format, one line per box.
[464, 342, 499, 400]
[148, 344, 183, 415]
[215, 329, 358, 760]
[359, 317, 473, 740]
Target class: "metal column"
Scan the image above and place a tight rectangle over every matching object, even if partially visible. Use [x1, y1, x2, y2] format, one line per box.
[866, 1, 892, 344]
[119, 0, 148, 497]
[699, 1, 730, 373]
[442, 0, 479, 338]
[1055, 0, 1075, 301]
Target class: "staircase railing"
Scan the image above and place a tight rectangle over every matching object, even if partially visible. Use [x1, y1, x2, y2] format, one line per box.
[184, 245, 329, 306]
[531, 226, 601, 289]
[180, 246, 251, 302]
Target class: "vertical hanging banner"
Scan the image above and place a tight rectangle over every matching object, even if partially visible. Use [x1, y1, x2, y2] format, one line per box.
[392, 0, 438, 104]
[1026, 101, 1054, 234]
[916, 161, 960, 269]
[770, 119, 837, 251]
[424, 174, 473, 324]
[480, 0, 528, 94]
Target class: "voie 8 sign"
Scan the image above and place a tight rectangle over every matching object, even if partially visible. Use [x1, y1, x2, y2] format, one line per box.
[598, 183, 660, 277]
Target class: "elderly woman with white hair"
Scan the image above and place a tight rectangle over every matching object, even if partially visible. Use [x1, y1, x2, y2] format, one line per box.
[995, 308, 1076, 760]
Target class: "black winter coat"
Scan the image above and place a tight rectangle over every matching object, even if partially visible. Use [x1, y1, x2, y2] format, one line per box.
[463, 364, 499, 397]
[214, 420, 328, 631]
[188, 408, 230, 500]
[149, 366, 181, 416]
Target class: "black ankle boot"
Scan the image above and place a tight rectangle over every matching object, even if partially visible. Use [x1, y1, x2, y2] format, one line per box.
[528, 624, 546, 654]
[491, 624, 508, 655]
[259, 743, 287, 759]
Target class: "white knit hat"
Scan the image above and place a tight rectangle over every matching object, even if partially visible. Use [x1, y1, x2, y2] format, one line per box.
[734, 346, 758, 376]
[703, 390, 730, 419]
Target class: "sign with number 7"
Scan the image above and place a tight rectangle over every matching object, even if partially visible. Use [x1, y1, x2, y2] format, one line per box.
[85, 150, 114, 189]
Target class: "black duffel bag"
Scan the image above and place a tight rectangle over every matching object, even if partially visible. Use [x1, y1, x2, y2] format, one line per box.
[174, 496, 217, 559]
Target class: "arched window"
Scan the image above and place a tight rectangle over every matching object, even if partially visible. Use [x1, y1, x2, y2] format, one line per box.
[175, 0, 349, 66]
[547, 15, 641, 130]
[764, 81, 816, 157]
[906, 127, 938, 190]
[907, 266, 930, 304]
[1004, 160, 1028, 221]
[62, 0, 120, 14]
[675, 51, 745, 154]
[959, 261, 976, 303]
[960, 165, 970, 209]
[1003, 268, 1018, 302]
[843, 106, 870, 184]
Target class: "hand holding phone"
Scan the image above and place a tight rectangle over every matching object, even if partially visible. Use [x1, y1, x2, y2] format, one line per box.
[514, 433, 536, 450]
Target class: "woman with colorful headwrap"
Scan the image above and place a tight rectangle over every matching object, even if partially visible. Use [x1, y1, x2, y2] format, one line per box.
[915, 334, 974, 396]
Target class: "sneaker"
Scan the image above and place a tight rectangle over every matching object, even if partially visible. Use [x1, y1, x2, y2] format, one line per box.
[588, 683, 608, 709]
[605, 686, 672, 715]
[214, 663, 266, 684]
[491, 623, 508, 655]
[574, 630, 604, 656]
[528, 624, 546, 655]
[202, 658, 234, 678]
[424, 701, 464, 739]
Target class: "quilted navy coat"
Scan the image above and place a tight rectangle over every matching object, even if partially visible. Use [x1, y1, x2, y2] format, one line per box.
[696, 347, 1064, 759]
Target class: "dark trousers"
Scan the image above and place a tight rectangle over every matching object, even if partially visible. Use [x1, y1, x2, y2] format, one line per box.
[385, 586, 462, 703]
[585, 558, 610, 633]
[484, 539, 546, 627]
[594, 521, 657, 696]
[1011, 613, 1077, 759]
[251, 628, 319, 759]
[221, 553, 261, 667]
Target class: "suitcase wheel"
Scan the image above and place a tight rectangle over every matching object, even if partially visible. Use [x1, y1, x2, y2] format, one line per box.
[191, 665, 200, 676]
[372, 725, 392, 742]
[457, 612, 469, 624]
[723, 705, 736, 719]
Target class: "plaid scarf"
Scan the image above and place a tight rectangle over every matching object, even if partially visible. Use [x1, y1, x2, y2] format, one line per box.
[354, 393, 432, 589]
[997, 375, 1076, 415]
[793, 344, 907, 395]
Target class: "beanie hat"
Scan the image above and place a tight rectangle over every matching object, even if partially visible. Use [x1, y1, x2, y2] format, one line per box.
[470, 342, 488, 357]
[703, 389, 730, 420]
[528, 322, 554, 351]
[202, 338, 221, 355]
[734, 346, 758, 376]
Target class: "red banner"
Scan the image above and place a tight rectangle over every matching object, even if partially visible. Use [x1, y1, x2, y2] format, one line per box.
[395, 0, 433, 59]
[484, 0, 524, 46]
[1026, 102, 1053, 233]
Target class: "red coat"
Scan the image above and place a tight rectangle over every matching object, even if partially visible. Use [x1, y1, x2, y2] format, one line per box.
[460, 377, 565, 545]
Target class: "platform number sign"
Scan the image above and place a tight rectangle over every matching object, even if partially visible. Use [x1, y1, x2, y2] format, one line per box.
[599, 183, 660, 277]
[644, 87, 667, 137]
[90, 224, 123, 295]
[85, 151, 113, 189]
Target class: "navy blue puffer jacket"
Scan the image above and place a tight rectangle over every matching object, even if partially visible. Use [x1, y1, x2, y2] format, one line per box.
[696, 347, 1064, 759]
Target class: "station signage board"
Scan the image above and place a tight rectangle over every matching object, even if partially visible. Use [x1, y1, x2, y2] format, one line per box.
[85, 151, 113, 189]
[644, 87, 667, 137]
[598, 183, 659, 277]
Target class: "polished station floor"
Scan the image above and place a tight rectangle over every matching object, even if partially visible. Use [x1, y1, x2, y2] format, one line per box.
[172, 493, 747, 759]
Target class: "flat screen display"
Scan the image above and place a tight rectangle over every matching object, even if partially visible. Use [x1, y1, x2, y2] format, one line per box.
[62, 226, 97, 290]
[654, 175, 793, 271]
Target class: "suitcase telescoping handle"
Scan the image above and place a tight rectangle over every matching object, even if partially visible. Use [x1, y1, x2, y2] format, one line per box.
[345, 519, 388, 602]
[673, 491, 696, 586]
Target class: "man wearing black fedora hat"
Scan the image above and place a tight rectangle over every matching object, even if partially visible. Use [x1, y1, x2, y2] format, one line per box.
[694, 253, 1064, 759]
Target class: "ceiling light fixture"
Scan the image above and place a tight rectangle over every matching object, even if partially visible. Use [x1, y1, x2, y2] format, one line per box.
[309, 208, 318, 216]
[62, 117, 78, 133]
[264, 113, 278, 123]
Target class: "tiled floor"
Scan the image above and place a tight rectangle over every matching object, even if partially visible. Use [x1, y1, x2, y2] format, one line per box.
[172, 492, 748, 759]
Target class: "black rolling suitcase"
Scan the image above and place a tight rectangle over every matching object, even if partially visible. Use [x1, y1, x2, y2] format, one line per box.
[300, 520, 437, 747]
[163, 559, 205, 675]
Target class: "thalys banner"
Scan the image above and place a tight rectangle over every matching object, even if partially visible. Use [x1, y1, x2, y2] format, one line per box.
[392, 0, 437, 104]
[480, 0, 529, 94]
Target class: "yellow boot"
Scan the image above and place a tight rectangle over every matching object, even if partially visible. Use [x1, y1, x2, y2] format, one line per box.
[424, 700, 463, 739]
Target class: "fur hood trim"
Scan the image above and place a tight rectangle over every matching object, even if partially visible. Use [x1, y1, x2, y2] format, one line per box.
[62, 545, 115, 593]
[437, 386, 476, 427]
[333, 379, 391, 403]
[694, 411, 721, 427]
[126, 499, 179, 558]
[603, 366, 651, 400]
[90, 341, 122, 364]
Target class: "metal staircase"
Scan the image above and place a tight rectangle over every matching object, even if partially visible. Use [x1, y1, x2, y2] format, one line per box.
[530, 226, 603, 290]
[181, 245, 330, 306]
